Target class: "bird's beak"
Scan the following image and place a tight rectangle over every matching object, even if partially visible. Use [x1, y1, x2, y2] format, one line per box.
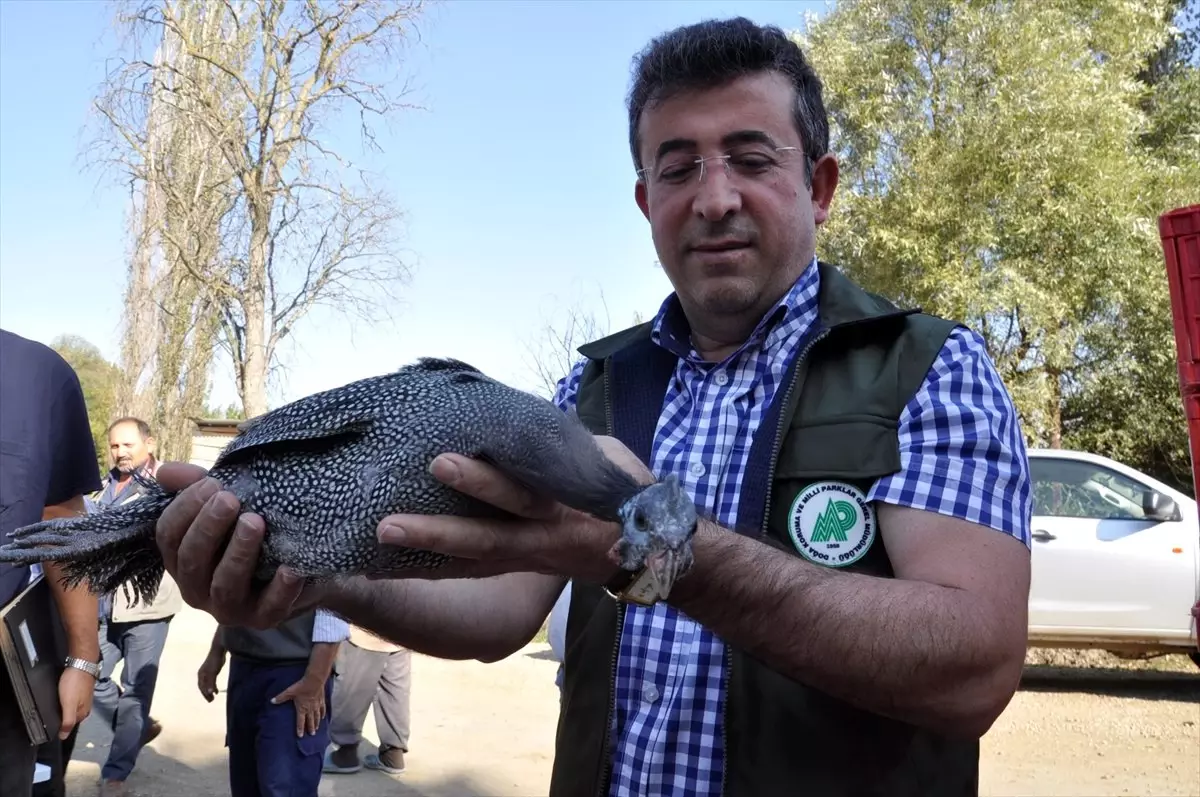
[645, 549, 686, 599]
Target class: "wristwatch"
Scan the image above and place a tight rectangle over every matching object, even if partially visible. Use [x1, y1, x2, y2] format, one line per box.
[604, 566, 665, 606]
[64, 656, 101, 679]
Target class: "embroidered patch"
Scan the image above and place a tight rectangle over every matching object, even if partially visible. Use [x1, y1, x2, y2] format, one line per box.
[786, 481, 877, 567]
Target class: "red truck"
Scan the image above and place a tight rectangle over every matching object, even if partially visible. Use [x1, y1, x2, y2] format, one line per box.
[1158, 203, 1200, 641]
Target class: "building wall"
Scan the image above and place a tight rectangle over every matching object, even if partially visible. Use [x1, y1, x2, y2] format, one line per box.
[190, 431, 236, 471]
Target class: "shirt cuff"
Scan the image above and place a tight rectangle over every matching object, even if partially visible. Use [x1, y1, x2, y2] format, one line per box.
[312, 608, 351, 643]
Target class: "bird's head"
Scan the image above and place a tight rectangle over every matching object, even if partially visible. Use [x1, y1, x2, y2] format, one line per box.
[613, 473, 699, 599]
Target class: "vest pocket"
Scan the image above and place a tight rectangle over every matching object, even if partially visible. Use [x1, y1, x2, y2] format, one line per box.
[775, 415, 901, 480]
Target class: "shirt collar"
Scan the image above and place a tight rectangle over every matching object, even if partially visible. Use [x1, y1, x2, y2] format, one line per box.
[104, 454, 159, 488]
[650, 256, 821, 364]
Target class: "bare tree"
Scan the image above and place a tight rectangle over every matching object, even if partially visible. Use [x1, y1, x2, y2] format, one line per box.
[523, 296, 610, 399]
[100, 0, 241, 460]
[522, 291, 648, 400]
[91, 0, 426, 418]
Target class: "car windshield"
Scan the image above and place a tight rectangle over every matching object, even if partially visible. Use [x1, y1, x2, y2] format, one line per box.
[1030, 458, 1151, 520]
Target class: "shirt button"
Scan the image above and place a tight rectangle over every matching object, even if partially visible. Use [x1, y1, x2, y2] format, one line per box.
[689, 462, 705, 477]
[642, 684, 660, 703]
[714, 370, 729, 386]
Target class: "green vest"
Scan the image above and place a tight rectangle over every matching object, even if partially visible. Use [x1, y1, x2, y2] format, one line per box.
[550, 263, 978, 797]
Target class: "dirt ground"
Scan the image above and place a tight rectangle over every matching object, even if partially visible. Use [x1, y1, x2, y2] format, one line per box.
[63, 606, 1200, 797]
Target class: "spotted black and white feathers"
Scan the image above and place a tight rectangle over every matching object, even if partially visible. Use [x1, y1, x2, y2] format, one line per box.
[0, 357, 695, 606]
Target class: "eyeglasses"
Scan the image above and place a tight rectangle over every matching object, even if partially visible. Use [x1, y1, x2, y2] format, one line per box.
[637, 145, 810, 189]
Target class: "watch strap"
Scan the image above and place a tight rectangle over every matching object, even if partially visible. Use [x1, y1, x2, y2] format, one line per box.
[64, 656, 101, 679]
[604, 566, 664, 606]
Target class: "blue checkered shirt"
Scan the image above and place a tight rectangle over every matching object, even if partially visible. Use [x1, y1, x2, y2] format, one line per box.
[551, 258, 1031, 797]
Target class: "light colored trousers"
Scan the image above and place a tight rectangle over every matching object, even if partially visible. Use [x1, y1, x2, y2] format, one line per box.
[329, 642, 411, 752]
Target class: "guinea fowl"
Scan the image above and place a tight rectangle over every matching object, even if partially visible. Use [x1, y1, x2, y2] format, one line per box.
[0, 358, 698, 606]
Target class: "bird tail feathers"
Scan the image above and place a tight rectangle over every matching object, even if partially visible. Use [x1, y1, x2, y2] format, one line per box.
[0, 489, 174, 604]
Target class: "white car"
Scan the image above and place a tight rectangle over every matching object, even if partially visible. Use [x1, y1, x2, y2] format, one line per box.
[1026, 448, 1199, 664]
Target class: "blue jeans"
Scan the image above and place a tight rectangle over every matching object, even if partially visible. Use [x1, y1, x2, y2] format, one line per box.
[92, 617, 171, 781]
[226, 658, 332, 797]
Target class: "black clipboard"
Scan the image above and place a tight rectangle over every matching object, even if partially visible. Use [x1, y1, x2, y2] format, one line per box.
[0, 574, 65, 746]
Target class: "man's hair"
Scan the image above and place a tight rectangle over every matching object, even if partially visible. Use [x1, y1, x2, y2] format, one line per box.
[626, 17, 830, 174]
[107, 416, 153, 440]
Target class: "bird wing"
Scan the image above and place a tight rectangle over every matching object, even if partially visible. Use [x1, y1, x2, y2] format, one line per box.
[214, 379, 384, 466]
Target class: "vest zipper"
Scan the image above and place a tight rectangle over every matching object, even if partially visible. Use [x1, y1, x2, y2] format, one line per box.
[596, 361, 622, 797]
[758, 327, 830, 539]
[719, 326, 831, 797]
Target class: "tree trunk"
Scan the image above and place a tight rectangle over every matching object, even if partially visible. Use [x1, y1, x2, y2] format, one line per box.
[1048, 369, 1063, 449]
[241, 203, 271, 418]
[116, 182, 163, 423]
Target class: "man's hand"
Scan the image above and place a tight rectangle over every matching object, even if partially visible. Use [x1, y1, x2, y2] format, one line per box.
[374, 436, 648, 584]
[57, 666, 95, 740]
[197, 650, 225, 703]
[155, 432, 650, 620]
[154, 462, 321, 629]
[271, 676, 327, 737]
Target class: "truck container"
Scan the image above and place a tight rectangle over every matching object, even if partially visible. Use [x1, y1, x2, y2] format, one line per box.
[1159, 203, 1200, 502]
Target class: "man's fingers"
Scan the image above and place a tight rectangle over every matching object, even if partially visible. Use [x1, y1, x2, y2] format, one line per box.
[429, 454, 558, 520]
[174, 490, 241, 608]
[59, 701, 76, 740]
[157, 476, 220, 581]
[208, 514, 266, 618]
[249, 567, 306, 630]
[156, 461, 211, 492]
[271, 685, 295, 705]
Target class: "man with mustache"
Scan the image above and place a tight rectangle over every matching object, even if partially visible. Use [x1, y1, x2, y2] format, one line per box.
[150, 17, 1033, 796]
[91, 418, 181, 797]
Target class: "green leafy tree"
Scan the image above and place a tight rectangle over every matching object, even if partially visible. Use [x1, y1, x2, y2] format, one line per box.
[51, 335, 122, 475]
[799, 0, 1198, 493]
[1062, 0, 1200, 496]
[203, 402, 247, 421]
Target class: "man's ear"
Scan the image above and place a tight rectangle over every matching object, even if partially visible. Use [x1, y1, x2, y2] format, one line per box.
[810, 153, 840, 227]
[635, 179, 650, 222]
[146, 436, 157, 454]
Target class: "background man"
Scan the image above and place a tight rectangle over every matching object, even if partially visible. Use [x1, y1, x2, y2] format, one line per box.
[90, 417, 181, 797]
[197, 608, 349, 797]
[150, 17, 1033, 797]
[0, 329, 104, 797]
[323, 624, 412, 776]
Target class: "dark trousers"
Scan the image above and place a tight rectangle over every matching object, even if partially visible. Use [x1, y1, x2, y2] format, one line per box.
[0, 669, 38, 797]
[226, 657, 332, 797]
[0, 659, 78, 797]
[93, 616, 171, 781]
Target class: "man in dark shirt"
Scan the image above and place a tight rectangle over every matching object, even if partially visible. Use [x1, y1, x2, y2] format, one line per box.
[0, 329, 105, 797]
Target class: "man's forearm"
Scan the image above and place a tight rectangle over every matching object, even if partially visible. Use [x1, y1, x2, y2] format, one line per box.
[40, 499, 101, 662]
[321, 572, 564, 663]
[41, 561, 100, 662]
[668, 520, 1021, 737]
[208, 628, 226, 657]
[303, 641, 339, 684]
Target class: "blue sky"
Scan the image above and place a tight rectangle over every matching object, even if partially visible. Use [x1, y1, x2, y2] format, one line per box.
[0, 0, 826, 409]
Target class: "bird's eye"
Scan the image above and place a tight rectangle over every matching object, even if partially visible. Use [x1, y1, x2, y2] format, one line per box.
[634, 509, 648, 530]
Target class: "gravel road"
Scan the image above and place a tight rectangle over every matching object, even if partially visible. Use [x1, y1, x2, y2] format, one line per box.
[981, 649, 1199, 796]
[61, 607, 1200, 796]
